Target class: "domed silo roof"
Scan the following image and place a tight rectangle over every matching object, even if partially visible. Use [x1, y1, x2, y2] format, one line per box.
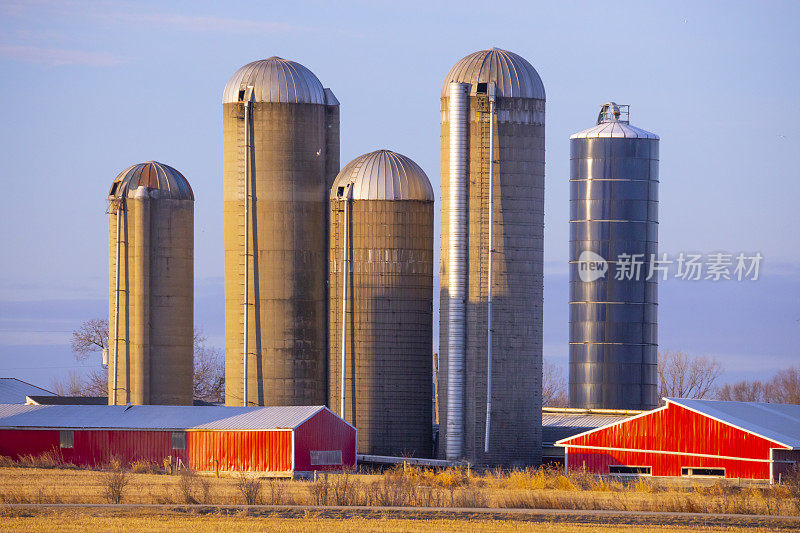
[109, 161, 194, 200]
[222, 57, 326, 104]
[331, 150, 434, 201]
[441, 47, 545, 100]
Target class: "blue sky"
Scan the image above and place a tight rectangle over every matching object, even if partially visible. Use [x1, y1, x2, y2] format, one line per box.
[0, 0, 798, 390]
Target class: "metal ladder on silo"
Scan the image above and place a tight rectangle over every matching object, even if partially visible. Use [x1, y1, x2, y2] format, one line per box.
[334, 159, 365, 422]
[236, 101, 252, 405]
[476, 93, 491, 304]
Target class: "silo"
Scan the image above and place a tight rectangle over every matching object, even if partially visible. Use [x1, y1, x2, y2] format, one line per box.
[222, 57, 340, 407]
[107, 161, 194, 405]
[569, 103, 659, 410]
[439, 48, 545, 466]
[329, 150, 435, 457]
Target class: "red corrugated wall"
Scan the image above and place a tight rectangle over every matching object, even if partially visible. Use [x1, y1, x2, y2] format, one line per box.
[0, 429, 185, 467]
[294, 409, 357, 472]
[0, 429, 61, 460]
[562, 403, 789, 479]
[186, 430, 292, 473]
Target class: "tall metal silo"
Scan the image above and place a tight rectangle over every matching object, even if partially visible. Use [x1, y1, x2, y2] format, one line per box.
[329, 150, 435, 457]
[107, 161, 194, 405]
[569, 102, 659, 410]
[222, 57, 340, 407]
[439, 48, 545, 466]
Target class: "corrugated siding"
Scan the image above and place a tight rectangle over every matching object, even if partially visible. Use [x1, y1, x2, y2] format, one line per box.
[294, 410, 356, 472]
[565, 403, 786, 460]
[562, 403, 791, 480]
[186, 430, 292, 473]
[0, 429, 61, 459]
[0, 429, 185, 467]
[568, 450, 771, 479]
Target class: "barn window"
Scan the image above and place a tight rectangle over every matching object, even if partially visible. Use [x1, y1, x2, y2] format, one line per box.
[171, 432, 185, 450]
[59, 430, 74, 449]
[681, 467, 725, 477]
[310, 450, 343, 466]
[609, 465, 651, 475]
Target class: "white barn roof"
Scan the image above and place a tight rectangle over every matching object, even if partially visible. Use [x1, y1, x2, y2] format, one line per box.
[0, 378, 55, 404]
[0, 404, 342, 431]
[669, 398, 800, 449]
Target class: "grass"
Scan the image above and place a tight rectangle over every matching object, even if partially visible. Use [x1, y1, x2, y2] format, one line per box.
[0, 459, 798, 517]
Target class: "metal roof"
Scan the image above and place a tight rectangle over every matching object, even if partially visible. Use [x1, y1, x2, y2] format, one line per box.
[543, 408, 641, 445]
[0, 404, 333, 431]
[668, 398, 800, 449]
[331, 150, 434, 201]
[223, 57, 327, 105]
[570, 121, 659, 140]
[441, 47, 545, 100]
[109, 162, 194, 201]
[0, 379, 54, 404]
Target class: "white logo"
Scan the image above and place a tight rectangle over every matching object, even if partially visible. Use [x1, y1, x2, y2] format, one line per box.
[578, 251, 608, 282]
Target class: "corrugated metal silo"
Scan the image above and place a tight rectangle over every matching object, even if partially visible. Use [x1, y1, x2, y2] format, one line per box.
[569, 103, 659, 410]
[107, 161, 194, 405]
[439, 48, 545, 466]
[222, 57, 340, 406]
[329, 150, 434, 457]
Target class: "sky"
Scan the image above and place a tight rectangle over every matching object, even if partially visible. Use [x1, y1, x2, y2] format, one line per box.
[0, 0, 798, 391]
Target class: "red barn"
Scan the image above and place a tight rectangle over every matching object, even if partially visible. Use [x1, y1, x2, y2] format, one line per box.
[557, 398, 800, 482]
[0, 404, 355, 476]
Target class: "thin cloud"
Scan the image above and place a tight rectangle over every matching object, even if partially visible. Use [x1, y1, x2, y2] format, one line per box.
[93, 12, 303, 34]
[0, 45, 122, 66]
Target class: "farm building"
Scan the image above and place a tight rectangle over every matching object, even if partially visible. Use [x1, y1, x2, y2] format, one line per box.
[542, 407, 643, 466]
[0, 404, 355, 476]
[557, 398, 800, 482]
[0, 378, 55, 403]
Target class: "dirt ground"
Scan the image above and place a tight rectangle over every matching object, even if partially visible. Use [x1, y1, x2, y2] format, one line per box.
[0, 506, 796, 532]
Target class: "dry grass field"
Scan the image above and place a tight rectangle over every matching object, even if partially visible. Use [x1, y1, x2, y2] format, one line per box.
[1, 458, 799, 531]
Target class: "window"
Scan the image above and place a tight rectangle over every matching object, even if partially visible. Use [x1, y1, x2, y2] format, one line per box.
[681, 467, 725, 477]
[310, 450, 343, 466]
[59, 430, 74, 449]
[171, 432, 185, 450]
[609, 465, 651, 475]
[476, 82, 488, 94]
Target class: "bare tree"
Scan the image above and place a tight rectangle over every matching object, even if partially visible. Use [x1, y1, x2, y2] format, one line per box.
[542, 360, 569, 407]
[658, 350, 723, 400]
[768, 366, 800, 405]
[193, 331, 225, 403]
[71, 318, 108, 361]
[717, 379, 769, 402]
[55, 319, 224, 401]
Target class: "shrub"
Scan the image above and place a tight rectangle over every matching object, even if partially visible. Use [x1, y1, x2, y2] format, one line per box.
[264, 479, 285, 505]
[236, 473, 262, 505]
[311, 471, 363, 506]
[102, 465, 130, 504]
[178, 468, 199, 504]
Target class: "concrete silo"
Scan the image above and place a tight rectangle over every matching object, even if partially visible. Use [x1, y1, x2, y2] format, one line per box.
[107, 161, 194, 406]
[569, 103, 659, 410]
[439, 48, 545, 466]
[329, 150, 434, 457]
[223, 57, 340, 407]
